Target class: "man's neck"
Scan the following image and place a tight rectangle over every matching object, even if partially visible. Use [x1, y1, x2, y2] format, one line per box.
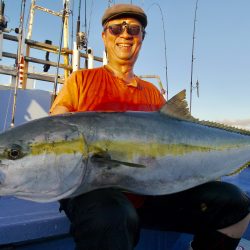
[106, 63, 135, 83]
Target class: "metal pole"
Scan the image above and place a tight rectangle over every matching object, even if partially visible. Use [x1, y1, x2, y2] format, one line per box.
[51, 1, 67, 105]
[138, 75, 167, 100]
[27, 0, 36, 39]
[63, 0, 70, 79]
[10, 0, 26, 128]
[23, 0, 36, 89]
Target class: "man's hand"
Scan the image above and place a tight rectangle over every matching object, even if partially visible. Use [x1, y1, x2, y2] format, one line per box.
[50, 105, 70, 115]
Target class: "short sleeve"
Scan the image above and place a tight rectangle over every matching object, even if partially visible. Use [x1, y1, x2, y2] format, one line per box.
[50, 71, 80, 113]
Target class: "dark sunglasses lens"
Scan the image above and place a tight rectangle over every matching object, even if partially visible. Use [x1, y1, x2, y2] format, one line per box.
[109, 25, 123, 35]
[127, 25, 141, 35]
[107, 24, 142, 36]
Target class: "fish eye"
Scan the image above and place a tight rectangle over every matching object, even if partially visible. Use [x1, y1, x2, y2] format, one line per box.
[6, 144, 23, 160]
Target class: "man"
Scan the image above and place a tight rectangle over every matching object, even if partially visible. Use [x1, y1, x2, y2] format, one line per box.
[50, 4, 250, 250]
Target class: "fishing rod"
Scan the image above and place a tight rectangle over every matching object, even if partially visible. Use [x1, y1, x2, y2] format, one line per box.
[0, 0, 7, 31]
[51, 0, 68, 105]
[76, 0, 82, 48]
[76, 0, 88, 57]
[148, 3, 169, 100]
[83, 0, 88, 67]
[87, 0, 94, 40]
[84, 0, 87, 50]
[10, 0, 26, 128]
[189, 0, 199, 114]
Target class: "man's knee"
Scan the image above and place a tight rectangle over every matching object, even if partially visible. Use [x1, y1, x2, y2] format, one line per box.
[196, 181, 250, 229]
[84, 193, 138, 231]
[60, 189, 139, 249]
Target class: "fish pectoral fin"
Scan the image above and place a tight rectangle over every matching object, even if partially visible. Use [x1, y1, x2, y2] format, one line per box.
[90, 154, 145, 168]
[106, 159, 146, 168]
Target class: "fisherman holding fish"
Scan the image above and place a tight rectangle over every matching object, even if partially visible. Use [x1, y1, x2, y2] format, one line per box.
[50, 4, 250, 250]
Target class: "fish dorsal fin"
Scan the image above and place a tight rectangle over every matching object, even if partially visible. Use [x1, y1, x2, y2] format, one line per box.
[160, 89, 197, 122]
[160, 90, 250, 136]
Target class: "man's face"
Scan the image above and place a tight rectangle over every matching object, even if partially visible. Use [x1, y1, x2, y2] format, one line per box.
[102, 17, 144, 65]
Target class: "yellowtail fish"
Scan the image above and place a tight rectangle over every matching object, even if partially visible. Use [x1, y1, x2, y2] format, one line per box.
[0, 90, 249, 202]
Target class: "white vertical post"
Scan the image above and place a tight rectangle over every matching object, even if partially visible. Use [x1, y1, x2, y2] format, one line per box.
[87, 48, 94, 69]
[103, 50, 107, 65]
[72, 41, 80, 71]
[27, 0, 36, 39]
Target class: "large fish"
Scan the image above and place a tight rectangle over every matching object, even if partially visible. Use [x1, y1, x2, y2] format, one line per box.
[0, 90, 249, 202]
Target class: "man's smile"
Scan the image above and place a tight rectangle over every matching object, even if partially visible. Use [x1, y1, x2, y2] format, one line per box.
[117, 43, 133, 48]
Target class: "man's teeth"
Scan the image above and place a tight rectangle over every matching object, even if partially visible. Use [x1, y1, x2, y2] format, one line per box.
[118, 44, 131, 47]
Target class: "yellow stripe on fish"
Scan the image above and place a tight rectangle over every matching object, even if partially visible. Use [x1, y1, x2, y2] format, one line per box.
[30, 138, 246, 159]
[88, 140, 216, 159]
[31, 136, 88, 158]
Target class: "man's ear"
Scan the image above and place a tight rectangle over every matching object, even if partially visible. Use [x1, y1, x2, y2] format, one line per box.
[142, 30, 146, 40]
[102, 31, 106, 44]
[102, 31, 108, 61]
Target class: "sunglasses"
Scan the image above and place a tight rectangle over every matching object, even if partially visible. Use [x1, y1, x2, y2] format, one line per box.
[104, 22, 143, 36]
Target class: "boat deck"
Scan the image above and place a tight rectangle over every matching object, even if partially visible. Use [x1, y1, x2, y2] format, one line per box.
[0, 169, 250, 249]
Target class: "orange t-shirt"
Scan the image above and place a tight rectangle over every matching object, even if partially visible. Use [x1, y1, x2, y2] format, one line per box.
[50, 66, 166, 207]
[50, 66, 165, 113]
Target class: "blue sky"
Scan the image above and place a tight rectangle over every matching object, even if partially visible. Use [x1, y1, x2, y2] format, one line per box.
[1, 0, 250, 129]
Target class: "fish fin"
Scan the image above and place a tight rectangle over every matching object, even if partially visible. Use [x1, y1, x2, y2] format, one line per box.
[161, 90, 250, 136]
[91, 154, 145, 168]
[160, 89, 197, 122]
[226, 161, 250, 176]
[198, 120, 250, 136]
[106, 159, 146, 168]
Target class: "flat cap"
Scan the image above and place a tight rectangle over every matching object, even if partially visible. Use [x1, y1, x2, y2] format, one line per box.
[102, 4, 147, 28]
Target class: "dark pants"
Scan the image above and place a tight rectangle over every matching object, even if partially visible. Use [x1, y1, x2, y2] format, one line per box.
[60, 181, 250, 250]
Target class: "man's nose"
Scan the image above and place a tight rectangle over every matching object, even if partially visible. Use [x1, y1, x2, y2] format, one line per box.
[120, 28, 132, 38]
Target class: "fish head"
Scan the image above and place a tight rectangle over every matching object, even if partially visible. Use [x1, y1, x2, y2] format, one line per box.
[0, 116, 88, 202]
